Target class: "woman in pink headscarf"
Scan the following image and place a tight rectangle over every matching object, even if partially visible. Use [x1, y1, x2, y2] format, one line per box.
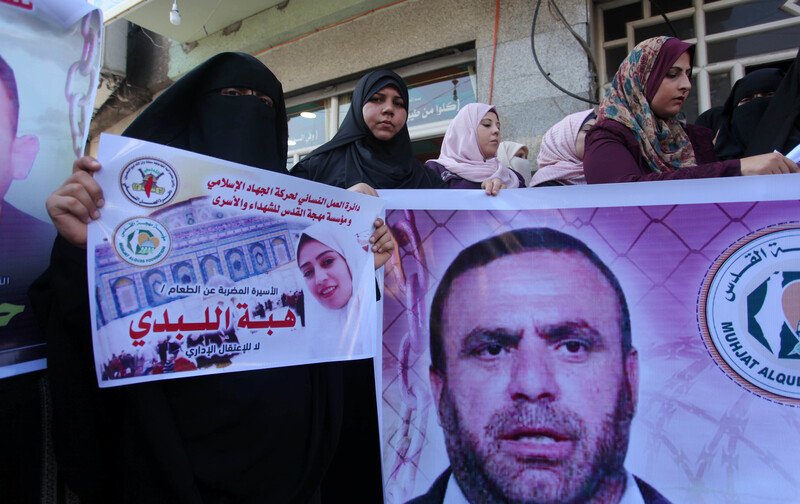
[532, 109, 596, 186]
[425, 103, 523, 194]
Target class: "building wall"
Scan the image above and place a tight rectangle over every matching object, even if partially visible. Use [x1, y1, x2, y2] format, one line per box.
[98, 0, 594, 168]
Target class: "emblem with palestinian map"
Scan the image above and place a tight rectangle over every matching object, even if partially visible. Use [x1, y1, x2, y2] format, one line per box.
[119, 157, 178, 207]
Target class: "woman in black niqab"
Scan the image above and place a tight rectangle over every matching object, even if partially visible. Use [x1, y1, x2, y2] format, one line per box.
[292, 69, 446, 189]
[714, 68, 784, 161]
[744, 48, 800, 157]
[124, 51, 288, 172]
[31, 53, 380, 503]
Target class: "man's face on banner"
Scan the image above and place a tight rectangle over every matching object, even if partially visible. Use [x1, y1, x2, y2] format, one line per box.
[431, 250, 639, 503]
[0, 78, 37, 203]
[0, 80, 15, 199]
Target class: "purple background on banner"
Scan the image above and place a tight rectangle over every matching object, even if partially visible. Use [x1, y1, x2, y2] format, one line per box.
[382, 200, 800, 504]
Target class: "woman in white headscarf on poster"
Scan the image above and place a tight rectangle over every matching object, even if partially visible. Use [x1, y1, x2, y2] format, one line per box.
[296, 222, 374, 360]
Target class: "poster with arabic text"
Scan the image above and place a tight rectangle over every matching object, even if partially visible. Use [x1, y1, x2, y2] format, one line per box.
[88, 134, 384, 387]
[379, 180, 800, 504]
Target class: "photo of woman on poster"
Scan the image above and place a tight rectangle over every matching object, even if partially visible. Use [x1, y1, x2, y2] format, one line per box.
[296, 223, 372, 359]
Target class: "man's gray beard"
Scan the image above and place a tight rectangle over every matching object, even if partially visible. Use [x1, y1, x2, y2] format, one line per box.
[438, 380, 633, 504]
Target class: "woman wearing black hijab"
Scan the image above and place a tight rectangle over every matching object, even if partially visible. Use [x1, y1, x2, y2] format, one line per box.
[744, 48, 800, 158]
[292, 69, 446, 190]
[122, 52, 288, 172]
[32, 53, 381, 503]
[714, 68, 784, 160]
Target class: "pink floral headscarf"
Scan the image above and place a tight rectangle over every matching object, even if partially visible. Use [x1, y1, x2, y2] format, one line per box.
[532, 109, 595, 186]
[599, 36, 697, 173]
[432, 103, 520, 187]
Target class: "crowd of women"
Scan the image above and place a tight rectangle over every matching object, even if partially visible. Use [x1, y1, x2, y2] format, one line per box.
[295, 35, 798, 192]
[30, 36, 800, 502]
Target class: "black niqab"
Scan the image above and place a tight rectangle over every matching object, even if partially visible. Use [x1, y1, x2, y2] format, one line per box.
[292, 70, 446, 189]
[124, 52, 289, 172]
[744, 48, 800, 157]
[714, 68, 784, 160]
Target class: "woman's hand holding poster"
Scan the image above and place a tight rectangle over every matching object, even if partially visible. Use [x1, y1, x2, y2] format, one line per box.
[88, 134, 384, 387]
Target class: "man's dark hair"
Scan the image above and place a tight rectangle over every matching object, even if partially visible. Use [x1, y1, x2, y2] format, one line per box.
[0, 54, 19, 136]
[429, 227, 632, 373]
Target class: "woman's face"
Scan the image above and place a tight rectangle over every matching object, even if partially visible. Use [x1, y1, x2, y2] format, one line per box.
[649, 51, 692, 119]
[477, 111, 501, 159]
[361, 86, 407, 141]
[514, 147, 528, 160]
[298, 239, 353, 310]
[575, 117, 596, 160]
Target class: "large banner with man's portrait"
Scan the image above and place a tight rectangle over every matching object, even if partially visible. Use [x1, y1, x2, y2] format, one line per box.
[0, 0, 101, 378]
[88, 135, 384, 387]
[379, 179, 800, 504]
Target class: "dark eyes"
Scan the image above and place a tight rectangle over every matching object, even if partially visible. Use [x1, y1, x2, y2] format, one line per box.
[667, 71, 692, 80]
[219, 88, 273, 107]
[369, 96, 404, 107]
[562, 341, 586, 353]
[738, 92, 775, 106]
[302, 268, 313, 278]
[469, 342, 509, 358]
[555, 340, 591, 362]
[486, 344, 503, 355]
[467, 338, 592, 362]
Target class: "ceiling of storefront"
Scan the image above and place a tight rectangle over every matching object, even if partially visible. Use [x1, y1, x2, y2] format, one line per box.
[108, 0, 287, 43]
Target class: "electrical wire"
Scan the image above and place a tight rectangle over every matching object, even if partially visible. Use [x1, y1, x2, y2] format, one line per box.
[139, 26, 166, 49]
[253, 0, 408, 57]
[547, 0, 599, 92]
[488, 0, 500, 104]
[650, 0, 679, 38]
[531, 0, 598, 105]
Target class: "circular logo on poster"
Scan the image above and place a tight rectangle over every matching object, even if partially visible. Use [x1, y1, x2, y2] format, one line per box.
[700, 223, 800, 406]
[114, 217, 171, 267]
[120, 157, 178, 207]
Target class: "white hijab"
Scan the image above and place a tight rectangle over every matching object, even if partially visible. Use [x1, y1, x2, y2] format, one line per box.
[497, 141, 531, 186]
[296, 223, 372, 360]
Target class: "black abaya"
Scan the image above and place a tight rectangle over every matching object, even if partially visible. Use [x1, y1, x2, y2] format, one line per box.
[694, 105, 723, 135]
[30, 53, 380, 504]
